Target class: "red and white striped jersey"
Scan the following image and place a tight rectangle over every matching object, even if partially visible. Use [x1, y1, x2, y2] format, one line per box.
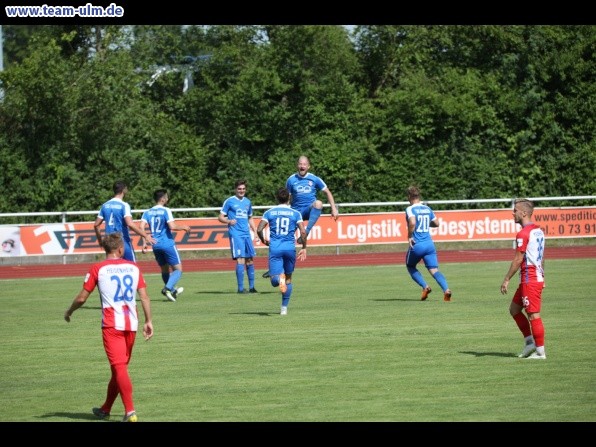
[515, 223, 545, 284]
[82, 258, 146, 331]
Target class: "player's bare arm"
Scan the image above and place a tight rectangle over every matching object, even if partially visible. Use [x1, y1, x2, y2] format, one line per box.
[257, 220, 269, 246]
[500, 251, 524, 294]
[218, 213, 236, 226]
[407, 216, 416, 247]
[93, 218, 103, 247]
[169, 221, 191, 233]
[297, 222, 307, 261]
[125, 216, 156, 245]
[64, 289, 91, 322]
[137, 287, 153, 341]
[325, 189, 339, 220]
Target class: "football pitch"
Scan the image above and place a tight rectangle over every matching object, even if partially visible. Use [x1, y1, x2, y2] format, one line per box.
[0, 259, 595, 422]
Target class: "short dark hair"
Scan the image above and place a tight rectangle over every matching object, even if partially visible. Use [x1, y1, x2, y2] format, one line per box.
[275, 187, 290, 204]
[153, 189, 168, 202]
[113, 181, 127, 195]
[235, 179, 247, 189]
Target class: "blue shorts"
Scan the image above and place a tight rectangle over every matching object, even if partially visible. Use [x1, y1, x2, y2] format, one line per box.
[268, 247, 297, 276]
[122, 240, 136, 263]
[293, 203, 314, 220]
[153, 244, 182, 267]
[405, 241, 438, 269]
[229, 235, 256, 260]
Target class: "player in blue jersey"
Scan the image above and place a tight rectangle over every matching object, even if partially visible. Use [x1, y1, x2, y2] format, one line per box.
[218, 179, 259, 294]
[257, 187, 307, 315]
[94, 180, 155, 263]
[140, 189, 191, 303]
[405, 185, 452, 302]
[262, 155, 338, 278]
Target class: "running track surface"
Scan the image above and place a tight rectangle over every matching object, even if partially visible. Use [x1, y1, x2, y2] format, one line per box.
[1, 246, 594, 280]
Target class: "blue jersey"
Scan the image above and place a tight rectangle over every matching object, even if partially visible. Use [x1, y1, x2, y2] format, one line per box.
[262, 204, 303, 252]
[97, 198, 132, 243]
[141, 205, 175, 249]
[405, 203, 436, 245]
[286, 172, 328, 210]
[220, 196, 253, 238]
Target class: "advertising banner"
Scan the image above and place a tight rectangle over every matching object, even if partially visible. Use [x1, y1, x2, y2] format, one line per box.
[6, 207, 596, 256]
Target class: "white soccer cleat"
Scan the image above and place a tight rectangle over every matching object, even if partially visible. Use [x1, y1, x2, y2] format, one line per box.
[164, 289, 176, 302]
[526, 352, 546, 360]
[174, 287, 184, 298]
[517, 342, 536, 358]
[280, 306, 288, 316]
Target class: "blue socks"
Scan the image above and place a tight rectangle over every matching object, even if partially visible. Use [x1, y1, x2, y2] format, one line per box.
[235, 264, 245, 290]
[407, 265, 427, 288]
[432, 271, 449, 292]
[246, 264, 255, 289]
[305, 207, 322, 234]
[282, 283, 293, 307]
[166, 269, 182, 291]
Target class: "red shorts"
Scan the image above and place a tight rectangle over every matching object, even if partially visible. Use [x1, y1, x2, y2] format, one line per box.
[102, 327, 137, 366]
[512, 282, 545, 314]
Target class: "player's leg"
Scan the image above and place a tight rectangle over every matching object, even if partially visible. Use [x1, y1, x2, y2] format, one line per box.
[153, 250, 170, 286]
[167, 267, 182, 292]
[94, 327, 121, 419]
[230, 235, 247, 293]
[525, 283, 546, 359]
[406, 248, 430, 299]
[164, 246, 183, 298]
[100, 328, 133, 416]
[235, 258, 246, 293]
[244, 238, 257, 292]
[268, 254, 283, 287]
[154, 250, 175, 301]
[424, 246, 452, 301]
[427, 264, 451, 301]
[115, 330, 136, 417]
[160, 266, 170, 287]
[510, 286, 536, 357]
[279, 250, 296, 315]
[304, 200, 323, 235]
[406, 263, 426, 287]
[123, 240, 136, 262]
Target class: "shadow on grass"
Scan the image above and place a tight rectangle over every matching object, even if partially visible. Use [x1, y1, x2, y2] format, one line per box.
[460, 351, 517, 358]
[38, 411, 116, 421]
[191, 290, 279, 295]
[229, 311, 276, 316]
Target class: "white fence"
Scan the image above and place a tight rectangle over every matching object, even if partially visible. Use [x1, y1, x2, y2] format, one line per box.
[1, 196, 594, 265]
[1, 196, 595, 223]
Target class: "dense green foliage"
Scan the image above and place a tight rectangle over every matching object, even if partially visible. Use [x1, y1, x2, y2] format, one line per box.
[0, 25, 594, 217]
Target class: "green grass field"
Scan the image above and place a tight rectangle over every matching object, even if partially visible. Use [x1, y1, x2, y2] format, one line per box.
[1, 259, 595, 422]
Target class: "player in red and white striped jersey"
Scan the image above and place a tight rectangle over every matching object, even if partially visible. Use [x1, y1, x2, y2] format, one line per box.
[500, 198, 547, 360]
[65, 232, 153, 422]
